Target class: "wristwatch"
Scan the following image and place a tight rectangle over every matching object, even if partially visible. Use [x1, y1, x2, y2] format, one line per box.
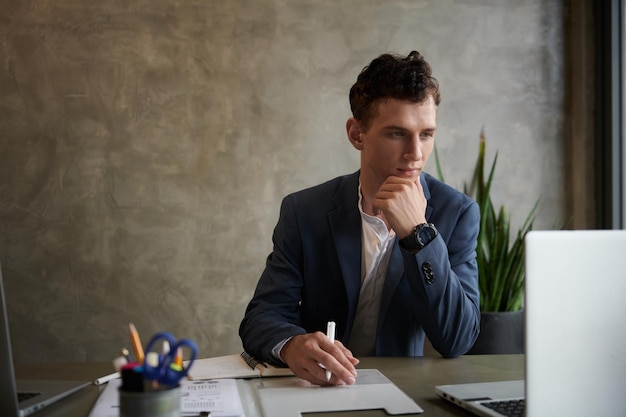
[399, 223, 438, 253]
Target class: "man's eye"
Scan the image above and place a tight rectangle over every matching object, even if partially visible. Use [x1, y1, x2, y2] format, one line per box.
[389, 131, 405, 138]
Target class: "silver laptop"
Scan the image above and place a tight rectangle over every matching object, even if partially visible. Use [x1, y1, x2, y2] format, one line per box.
[0, 264, 90, 417]
[436, 230, 626, 417]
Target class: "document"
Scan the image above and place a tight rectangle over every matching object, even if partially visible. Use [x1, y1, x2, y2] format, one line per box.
[181, 379, 245, 417]
[89, 369, 421, 417]
[188, 352, 293, 380]
[252, 369, 423, 416]
[88, 378, 245, 417]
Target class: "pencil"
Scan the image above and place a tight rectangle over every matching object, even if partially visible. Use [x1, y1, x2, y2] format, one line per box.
[128, 323, 145, 363]
[174, 346, 183, 368]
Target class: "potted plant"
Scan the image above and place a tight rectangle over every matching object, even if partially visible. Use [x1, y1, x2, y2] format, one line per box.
[435, 128, 537, 354]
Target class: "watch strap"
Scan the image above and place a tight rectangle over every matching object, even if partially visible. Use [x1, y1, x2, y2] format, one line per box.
[399, 223, 437, 253]
[399, 227, 420, 252]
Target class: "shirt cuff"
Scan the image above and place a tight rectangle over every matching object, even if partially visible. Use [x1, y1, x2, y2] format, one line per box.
[271, 336, 293, 364]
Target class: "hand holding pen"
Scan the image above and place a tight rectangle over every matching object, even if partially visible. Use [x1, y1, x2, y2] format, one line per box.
[279, 322, 359, 386]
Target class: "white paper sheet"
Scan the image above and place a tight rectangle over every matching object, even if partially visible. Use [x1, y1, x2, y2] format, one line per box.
[88, 378, 245, 417]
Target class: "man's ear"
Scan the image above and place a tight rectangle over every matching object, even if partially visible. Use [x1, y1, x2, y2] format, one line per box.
[346, 117, 364, 150]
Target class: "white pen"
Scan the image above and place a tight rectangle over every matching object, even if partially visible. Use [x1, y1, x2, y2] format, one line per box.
[93, 371, 120, 385]
[326, 321, 336, 381]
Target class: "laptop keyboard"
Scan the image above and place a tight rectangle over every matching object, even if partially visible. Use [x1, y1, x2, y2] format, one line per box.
[482, 399, 525, 417]
[18, 391, 41, 402]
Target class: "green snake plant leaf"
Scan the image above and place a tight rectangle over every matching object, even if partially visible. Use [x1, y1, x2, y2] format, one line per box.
[436, 129, 537, 312]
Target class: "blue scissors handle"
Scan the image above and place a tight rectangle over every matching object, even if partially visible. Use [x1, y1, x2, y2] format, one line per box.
[161, 337, 198, 386]
[142, 332, 198, 387]
[142, 332, 176, 382]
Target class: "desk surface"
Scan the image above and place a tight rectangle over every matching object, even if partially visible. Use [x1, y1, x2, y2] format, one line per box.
[15, 354, 524, 417]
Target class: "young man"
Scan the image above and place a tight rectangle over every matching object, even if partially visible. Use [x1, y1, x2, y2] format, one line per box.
[239, 51, 480, 386]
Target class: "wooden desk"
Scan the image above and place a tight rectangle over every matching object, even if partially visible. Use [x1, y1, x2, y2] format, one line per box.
[15, 354, 524, 417]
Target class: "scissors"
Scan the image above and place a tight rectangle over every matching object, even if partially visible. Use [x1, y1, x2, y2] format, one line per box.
[142, 331, 198, 388]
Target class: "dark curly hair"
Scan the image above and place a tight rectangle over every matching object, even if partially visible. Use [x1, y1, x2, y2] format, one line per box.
[349, 50, 440, 129]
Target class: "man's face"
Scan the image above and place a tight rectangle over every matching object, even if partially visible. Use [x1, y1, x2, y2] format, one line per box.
[357, 97, 437, 185]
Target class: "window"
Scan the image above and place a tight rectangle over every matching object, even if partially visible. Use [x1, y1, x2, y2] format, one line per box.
[610, 0, 624, 228]
[617, 0, 626, 229]
[596, 0, 624, 229]
[545, 0, 622, 229]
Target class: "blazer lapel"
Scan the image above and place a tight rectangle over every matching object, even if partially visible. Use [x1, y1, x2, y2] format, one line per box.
[328, 172, 362, 339]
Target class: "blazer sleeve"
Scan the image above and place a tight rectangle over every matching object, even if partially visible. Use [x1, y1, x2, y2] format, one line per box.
[404, 198, 481, 357]
[238, 195, 308, 365]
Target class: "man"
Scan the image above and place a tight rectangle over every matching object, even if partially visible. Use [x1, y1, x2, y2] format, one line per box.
[239, 51, 480, 386]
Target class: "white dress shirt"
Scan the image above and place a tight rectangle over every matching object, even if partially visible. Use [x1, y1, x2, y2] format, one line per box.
[348, 185, 396, 356]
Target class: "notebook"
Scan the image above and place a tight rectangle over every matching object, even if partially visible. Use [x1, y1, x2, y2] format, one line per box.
[188, 351, 294, 380]
[0, 264, 90, 417]
[436, 230, 626, 417]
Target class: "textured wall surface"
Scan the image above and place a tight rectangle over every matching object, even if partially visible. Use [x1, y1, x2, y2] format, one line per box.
[0, 0, 563, 363]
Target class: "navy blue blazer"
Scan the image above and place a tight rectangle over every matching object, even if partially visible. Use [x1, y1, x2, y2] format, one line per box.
[239, 171, 480, 364]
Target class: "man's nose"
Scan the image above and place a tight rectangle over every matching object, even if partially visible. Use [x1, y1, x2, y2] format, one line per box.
[404, 138, 422, 160]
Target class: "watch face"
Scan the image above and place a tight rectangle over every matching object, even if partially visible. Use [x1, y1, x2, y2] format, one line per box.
[417, 225, 437, 246]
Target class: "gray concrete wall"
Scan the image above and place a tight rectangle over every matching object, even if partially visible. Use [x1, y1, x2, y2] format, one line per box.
[0, 0, 563, 363]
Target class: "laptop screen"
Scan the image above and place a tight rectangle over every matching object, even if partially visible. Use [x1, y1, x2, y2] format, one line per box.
[524, 230, 626, 416]
[0, 265, 89, 417]
[436, 230, 626, 417]
[0, 265, 21, 416]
